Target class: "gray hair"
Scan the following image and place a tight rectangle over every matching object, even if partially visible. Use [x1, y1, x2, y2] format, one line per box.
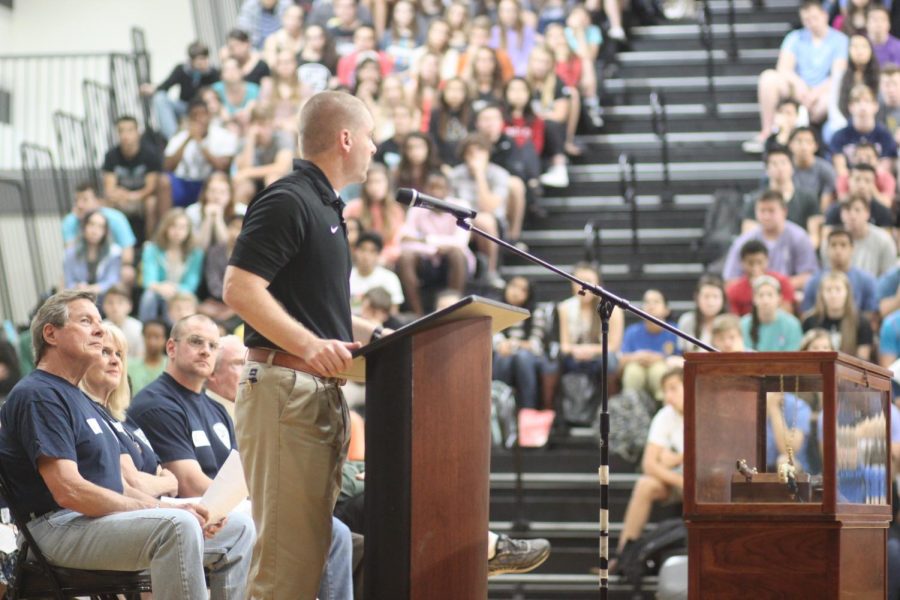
[31, 290, 97, 362]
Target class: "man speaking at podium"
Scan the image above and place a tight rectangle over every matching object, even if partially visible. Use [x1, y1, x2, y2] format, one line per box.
[223, 90, 382, 599]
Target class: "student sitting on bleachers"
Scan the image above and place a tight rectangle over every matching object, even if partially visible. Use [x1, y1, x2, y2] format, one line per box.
[801, 228, 878, 317]
[493, 276, 546, 409]
[62, 210, 122, 299]
[741, 275, 804, 351]
[620, 289, 680, 401]
[615, 366, 685, 565]
[787, 126, 835, 213]
[344, 164, 406, 267]
[676, 274, 726, 353]
[725, 240, 796, 317]
[710, 313, 745, 352]
[833, 195, 896, 278]
[349, 232, 405, 314]
[801, 271, 873, 360]
[101, 285, 143, 360]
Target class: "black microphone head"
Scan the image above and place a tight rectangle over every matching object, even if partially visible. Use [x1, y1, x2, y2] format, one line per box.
[396, 188, 417, 207]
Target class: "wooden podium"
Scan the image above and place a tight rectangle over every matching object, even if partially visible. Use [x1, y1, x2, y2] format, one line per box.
[684, 352, 892, 599]
[346, 296, 528, 600]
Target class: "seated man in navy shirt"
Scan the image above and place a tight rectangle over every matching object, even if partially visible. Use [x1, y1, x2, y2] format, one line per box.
[129, 314, 236, 496]
[131, 315, 355, 599]
[0, 291, 251, 599]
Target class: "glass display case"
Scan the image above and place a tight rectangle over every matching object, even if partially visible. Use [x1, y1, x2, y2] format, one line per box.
[684, 352, 892, 599]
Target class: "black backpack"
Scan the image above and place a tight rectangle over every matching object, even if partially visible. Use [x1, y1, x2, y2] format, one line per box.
[596, 389, 655, 467]
[618, 518, 687, 589]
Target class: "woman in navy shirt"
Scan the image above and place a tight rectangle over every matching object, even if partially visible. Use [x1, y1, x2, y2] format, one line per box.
[81, 323, 179, 497]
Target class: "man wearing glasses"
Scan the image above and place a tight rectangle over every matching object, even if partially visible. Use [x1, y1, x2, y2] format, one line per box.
[128, 314, 235, 496]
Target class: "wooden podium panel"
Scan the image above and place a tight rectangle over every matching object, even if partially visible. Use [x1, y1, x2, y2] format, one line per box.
[361, 297, 526, 600]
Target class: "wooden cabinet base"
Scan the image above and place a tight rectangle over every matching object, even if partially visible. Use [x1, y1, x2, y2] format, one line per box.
[687, 521, 885, 599]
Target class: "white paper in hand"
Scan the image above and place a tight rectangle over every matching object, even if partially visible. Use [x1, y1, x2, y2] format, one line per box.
[201, 449, 249, 524]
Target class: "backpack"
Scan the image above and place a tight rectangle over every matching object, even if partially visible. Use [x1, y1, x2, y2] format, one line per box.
[695, 187, 744, 275]
[490, 380, 518, 449]
[618, 518, 687, 589]
[558, 372, 598, 426]
[596, 389, 655, 466]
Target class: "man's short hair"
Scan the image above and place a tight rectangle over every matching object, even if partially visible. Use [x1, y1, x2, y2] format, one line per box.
[143, 318, 170, 336]
[355, 230, 384, 251]
[757, 189, 786, 207]
[850, 162, 877, 176]
[75, 181, 96, 195]
[115, 115, 138, 127]
[841, 194, 870, 212]
[788, 126, 818, 145]
[711, 313, 742, 338]
[827, 227, 854, 245]
[188, 41, 210, 58]
[776, 98, 800, 112]
[869, 4, 890, 17]
[298, 91, 370, 158]
[740, 239, 769, 259]
[170, 313, 216, 342]
[765, 146, 793, 164]
[882, 64, 900, 77]
[849, 84, 876, 104]
[188, 97, 209, 113]
[457, 133, 492, 160]
[854, 142, 878, 157]
[227, 29, 251, 43]
[363, 287, 392, 312]
[659, 366, 684, 388]
[103, 284, 132, 303]
[800, 0, 825, 12]
[250, 104, 275, 123]
[31, 290, 97, 362]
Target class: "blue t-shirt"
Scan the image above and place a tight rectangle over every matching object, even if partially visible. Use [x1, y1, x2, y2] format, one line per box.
[879, 311, 900, 358]
[800, 268, 878, 314]
[781, 27, 848, 87]
[61, 208, 137, 250]
[211, 81, 260, 115]
[94, 406, 160, 476]
[766, 392, 813, 470]
[621, 322, 680, 356]
[876, 267, 900, 305]
[0, 370, 124, 517]
[829, 122, 899, 160]
[128, 372, 236, 479]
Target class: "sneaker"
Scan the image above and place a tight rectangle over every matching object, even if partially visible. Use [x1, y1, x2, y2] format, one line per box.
[488, 534, 552, 576]
[741, 137, 764, 154]
[540, 164, 569, 188]
[608, 26, 627, 41]
[587, 105, 605, 129]
[487, 272, 506, 290]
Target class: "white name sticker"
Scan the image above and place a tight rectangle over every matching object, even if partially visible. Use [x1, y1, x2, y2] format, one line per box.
[86, 418, 102, 435]
[192, 430, 211, 448]
[113, 421, 125, 433]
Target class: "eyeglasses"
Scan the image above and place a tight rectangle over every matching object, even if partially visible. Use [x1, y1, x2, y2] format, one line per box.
[176, 335, 220, 352]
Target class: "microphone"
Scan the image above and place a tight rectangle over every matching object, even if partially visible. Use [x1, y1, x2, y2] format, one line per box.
[396, 188, 477, 220]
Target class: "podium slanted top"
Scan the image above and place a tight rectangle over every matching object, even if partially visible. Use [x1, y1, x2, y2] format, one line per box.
[338, 295, 529, 383]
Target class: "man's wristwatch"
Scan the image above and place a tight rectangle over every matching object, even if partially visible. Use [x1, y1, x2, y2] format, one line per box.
[370, 326, 384, 343]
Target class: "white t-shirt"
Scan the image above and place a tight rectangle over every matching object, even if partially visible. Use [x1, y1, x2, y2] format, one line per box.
[646, 404, 684, 455]
[349, 266, 404, 310]
[165, 125, 238, 181]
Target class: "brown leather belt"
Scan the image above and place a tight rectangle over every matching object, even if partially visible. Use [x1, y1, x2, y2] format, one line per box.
[245, 347, 343, 384]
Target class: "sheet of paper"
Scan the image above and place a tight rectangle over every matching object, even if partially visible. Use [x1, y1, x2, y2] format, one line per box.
[200, 449, 249, 524]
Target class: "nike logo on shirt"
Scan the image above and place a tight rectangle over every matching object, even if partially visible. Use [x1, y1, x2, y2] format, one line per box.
[330, 225, 340, 234]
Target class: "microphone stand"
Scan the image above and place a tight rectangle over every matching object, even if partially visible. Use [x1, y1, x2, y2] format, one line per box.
[454, 217, 716, 599]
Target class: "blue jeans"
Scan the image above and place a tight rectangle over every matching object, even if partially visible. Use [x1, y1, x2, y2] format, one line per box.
[27, 507, 254, 600]
[493, 349, 541, 409]
[318, 517, 353, 600]
[139, 288, 169, 323]
[153, 92, 187, 140]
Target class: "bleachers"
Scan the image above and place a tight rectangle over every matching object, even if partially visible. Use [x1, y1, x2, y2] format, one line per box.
[489, 1, 798, 597]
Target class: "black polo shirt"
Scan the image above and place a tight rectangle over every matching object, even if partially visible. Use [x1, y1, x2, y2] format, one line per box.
[229, 159, 353, 348]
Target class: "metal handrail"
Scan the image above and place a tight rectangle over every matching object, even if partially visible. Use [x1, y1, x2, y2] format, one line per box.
[618, 153, 640, 274]
[583, 220, 602, 264]
[649, 90, 674, 204]
[697, 0, 719, 116]
[726, 0, 739, 59]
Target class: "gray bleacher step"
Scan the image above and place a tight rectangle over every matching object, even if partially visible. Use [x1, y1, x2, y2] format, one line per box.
[488, 520, 650, 537]
[503, 263, 704, 280]
[605, 74, 757, 92]
[630, 21, 790, 39]
[598, 103, 759, 133]
[706, 0, 796, 11]
[602, 102, 757, 118]
[489, 573, 659, 595]
[520, 228, 703, 244]
[540, 194, 713, 210]
[569, 160, 760, 183]
[617, 47, 777, 65]
[579, 130, 755, 145]
[491, 472, 641, 487]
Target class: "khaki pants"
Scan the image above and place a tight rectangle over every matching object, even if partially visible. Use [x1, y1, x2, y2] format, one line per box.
[236, 358, 350, 600]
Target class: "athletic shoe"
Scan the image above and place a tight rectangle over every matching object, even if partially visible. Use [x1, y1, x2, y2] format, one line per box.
[488, 534, 552, 576]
